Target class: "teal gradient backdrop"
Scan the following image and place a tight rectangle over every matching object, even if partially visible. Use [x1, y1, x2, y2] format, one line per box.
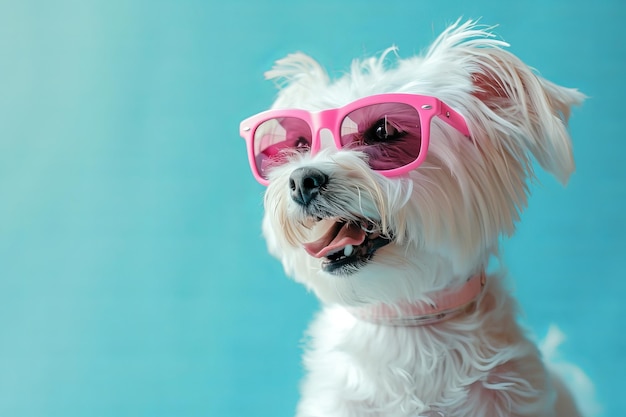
[0, 1, 623, 416]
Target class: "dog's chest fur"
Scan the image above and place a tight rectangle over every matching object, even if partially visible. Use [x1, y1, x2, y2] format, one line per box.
[295, 278, 553, 417]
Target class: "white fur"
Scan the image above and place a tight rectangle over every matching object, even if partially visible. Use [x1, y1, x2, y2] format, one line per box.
[256, 20, 594, 417]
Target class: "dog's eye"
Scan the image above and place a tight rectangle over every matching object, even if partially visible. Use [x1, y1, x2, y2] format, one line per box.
[294, 136, 311, 151]
[367, 118, 406, 143]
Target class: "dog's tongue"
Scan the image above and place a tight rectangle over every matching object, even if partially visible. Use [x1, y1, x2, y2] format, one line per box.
[304, 222, 366, 258]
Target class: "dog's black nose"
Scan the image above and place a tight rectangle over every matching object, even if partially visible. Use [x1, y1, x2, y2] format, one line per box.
[289, 167, 328, 206]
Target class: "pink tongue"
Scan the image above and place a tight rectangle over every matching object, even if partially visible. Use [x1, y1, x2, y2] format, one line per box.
[303, 222, 366, 258]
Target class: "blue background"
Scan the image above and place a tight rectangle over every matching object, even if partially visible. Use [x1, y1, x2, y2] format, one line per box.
[0, 1, 623, 416]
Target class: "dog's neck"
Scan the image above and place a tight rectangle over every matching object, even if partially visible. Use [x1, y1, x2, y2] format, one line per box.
[349, 271, 486, 326]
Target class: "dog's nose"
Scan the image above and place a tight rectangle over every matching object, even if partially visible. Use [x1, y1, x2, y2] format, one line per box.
[289, 167, 328, 206]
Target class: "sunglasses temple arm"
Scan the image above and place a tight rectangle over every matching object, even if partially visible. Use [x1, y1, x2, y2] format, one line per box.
[437, 103, 470, 137]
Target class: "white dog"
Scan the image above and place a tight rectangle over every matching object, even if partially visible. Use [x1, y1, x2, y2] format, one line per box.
[240, 20, 592, 417]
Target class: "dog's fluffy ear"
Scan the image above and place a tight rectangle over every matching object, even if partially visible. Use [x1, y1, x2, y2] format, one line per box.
[264, 53, 330, 108]
[430, 21, 586, 185]
[470, 48, 584, 184]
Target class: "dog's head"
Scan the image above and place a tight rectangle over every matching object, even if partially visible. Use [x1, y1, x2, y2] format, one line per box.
[241, 21, 584, 307]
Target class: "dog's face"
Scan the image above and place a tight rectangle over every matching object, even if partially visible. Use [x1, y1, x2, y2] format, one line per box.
[244, 22, 583, 307]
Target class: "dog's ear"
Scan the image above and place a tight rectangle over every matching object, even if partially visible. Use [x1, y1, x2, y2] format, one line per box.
[468, 45, 585, 185]
[428, 21, 585, 185]
[264, 53, 330, 107]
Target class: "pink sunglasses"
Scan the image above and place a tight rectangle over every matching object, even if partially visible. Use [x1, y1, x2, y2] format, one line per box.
[239, 94, 470, 186]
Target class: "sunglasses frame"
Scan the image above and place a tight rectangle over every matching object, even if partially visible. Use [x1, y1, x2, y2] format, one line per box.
[239, 93, 470, 186]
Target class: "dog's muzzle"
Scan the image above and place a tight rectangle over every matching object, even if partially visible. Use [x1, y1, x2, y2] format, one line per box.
[289, 167, 392, 275]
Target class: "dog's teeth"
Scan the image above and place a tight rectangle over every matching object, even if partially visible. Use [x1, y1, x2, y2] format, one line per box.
[344, 245, 354, 257]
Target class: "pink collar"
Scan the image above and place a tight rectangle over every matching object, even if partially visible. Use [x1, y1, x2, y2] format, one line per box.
[349, 272, 486, 326]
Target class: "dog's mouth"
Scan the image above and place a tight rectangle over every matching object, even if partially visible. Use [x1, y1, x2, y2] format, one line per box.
[303, 219, 391, 275]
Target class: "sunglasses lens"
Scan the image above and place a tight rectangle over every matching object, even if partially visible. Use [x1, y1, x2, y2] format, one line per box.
[253, 117, 312, 179]
[340, 103, 423, 171]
